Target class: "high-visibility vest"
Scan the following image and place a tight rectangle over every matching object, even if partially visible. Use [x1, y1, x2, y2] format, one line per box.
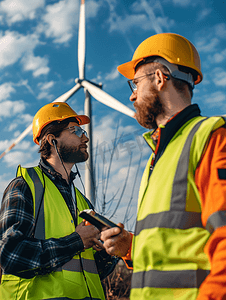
[0, 166, 105, 300]
[130, 116, 226, 300]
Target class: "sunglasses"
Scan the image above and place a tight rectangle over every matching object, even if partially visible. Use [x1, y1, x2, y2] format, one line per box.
[64, 126, 88, 138]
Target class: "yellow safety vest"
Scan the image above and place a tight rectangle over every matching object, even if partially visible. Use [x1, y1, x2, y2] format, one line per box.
[130, 116, 226, 300]
[0, 166, 105, 300]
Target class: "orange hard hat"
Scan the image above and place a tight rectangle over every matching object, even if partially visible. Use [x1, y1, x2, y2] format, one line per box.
[117, 33, 202, 85]
[33, 102, 90, 145]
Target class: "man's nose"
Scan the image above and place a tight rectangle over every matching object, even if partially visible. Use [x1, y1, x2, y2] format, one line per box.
[82, 134, 89, 143]
[129, 90, 137, 102]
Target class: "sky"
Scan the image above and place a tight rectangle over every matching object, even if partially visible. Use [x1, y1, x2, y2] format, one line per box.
[0, 0, 225, 231]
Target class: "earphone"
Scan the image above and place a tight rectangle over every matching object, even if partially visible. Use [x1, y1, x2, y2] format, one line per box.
[52, 139, 57, 146]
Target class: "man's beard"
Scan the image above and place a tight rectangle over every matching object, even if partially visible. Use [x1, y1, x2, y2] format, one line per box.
[58, 144, 88, 164]
[134, 87, 164, 130]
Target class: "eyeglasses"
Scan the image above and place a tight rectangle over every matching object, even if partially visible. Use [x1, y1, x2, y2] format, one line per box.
[127, 72, 155, 92]
[64, 126, 88, 138]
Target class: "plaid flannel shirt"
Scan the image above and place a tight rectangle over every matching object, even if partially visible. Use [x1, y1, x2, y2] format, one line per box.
[0, 159, 117, 279]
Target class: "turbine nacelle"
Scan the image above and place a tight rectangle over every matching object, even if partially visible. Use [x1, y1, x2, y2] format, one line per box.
[76, 78, 134, 118]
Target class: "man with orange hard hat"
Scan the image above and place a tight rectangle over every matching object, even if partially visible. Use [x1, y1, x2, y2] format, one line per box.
[0, 102, 118, 299]
[100, 33, 226, 299]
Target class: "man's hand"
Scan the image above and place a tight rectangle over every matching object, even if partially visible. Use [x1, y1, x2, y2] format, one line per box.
[100, 223, 132, 257]
[76, 221, 104, 250]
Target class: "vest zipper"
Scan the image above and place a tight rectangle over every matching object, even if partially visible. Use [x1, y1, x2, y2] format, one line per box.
[149, 153, 155, 178]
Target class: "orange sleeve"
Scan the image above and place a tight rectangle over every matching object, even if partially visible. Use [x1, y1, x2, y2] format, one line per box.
[121, 232, 133, 269]
[195, 126, 226, 299]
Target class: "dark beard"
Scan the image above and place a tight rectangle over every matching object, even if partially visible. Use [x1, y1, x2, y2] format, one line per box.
[134, 88, 164, 130]
[58, 144, 88, 164]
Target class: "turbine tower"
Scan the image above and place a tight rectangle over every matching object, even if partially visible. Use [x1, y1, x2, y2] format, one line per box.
[0, 0, 134, 206]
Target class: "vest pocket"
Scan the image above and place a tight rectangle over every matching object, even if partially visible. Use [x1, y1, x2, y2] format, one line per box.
[0, 276, 29, 300]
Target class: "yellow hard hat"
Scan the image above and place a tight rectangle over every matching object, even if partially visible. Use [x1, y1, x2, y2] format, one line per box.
[33, 102, 90, 145]
[117, 33, 202, 85]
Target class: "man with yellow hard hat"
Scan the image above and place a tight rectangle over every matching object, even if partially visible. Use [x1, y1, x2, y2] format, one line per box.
[0, 102, 118, 299]
[100, 33, 226, 299]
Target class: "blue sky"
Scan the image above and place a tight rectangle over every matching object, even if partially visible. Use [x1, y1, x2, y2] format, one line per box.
[0, 0, 225, 230]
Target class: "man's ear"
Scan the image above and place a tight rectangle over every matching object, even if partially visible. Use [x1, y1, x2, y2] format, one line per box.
[155, 69, 167, 91]
[46, 134, 56, 146]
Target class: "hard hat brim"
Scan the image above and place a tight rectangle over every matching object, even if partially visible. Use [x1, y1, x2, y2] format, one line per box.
[117, 59, 139, 80]
[75, 114, 90, 125]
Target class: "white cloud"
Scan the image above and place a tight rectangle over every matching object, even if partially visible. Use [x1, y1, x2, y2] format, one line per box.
[16, 79, 35, 96]
[21, 54, 50, 77]
[37, 91, 54, 101]
[140, 0, 163, 34]
[13, 130, 21, 138]
[212, 68, 226, 87]
[8, 123, 18, 132]
[108, 13, 149, 33]
[205, 91, 226, 107]
[107, 0, 173, 35]
[3, 150, 32, 167]
[37, 91, 48, 100]
[37, 81, 55, 100]
[40, 0, 79, 43]
[210, 49, 226, 64]
[16, 140, 32, 150]
[0, 0, 45, 24]
[0, 31, 40, 68]
[39, 81, 55, 90]
[86, 0, 100, 18]
[34, 67, 49, 77]
[0, 100, 26, 118]
[215, 23, 226, 39]
[40, 0, 100, 44]
[196, 23, 226, 56]
[156, 16, 175, 29]
[20, 114, 33, 125]
[196, 37, 219, 53]
[105, 67, 119, 81]
[0, 139, 11, 151]
[0, 82, 15, 102]
[197, 8, 212, 21]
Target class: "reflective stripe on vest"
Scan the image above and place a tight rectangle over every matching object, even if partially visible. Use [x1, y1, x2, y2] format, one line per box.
[206, 210, 226, 234]
[132, 269, 210, 289]
[135, 211, 202, 235]
[26, 167, 45, 239]
[57, 257, 98, 274]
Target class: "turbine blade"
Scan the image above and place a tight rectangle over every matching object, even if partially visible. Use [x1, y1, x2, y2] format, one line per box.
[78, 0, 85, 79]
[53, 83, 81, 103]
[0, 83, 82, 160]
[0, 124, 33, 159]
[81, 80, 135, 118]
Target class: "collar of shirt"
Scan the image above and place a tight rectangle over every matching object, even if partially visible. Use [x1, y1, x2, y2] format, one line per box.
[38, 158, 77, 184]
[149, 110, 182, 148]
[145, 104, 201, 149]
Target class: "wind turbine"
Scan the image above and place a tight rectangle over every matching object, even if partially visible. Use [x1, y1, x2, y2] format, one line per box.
[0, 0, 135, 206]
